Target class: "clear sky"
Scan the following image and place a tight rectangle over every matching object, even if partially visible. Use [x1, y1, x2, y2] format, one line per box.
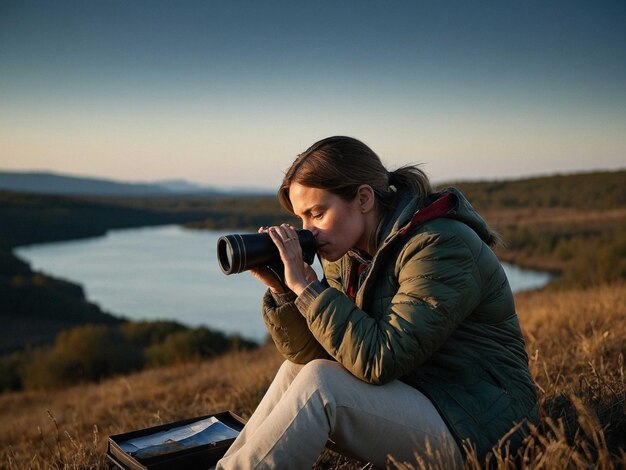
[1, 1, 625, 189]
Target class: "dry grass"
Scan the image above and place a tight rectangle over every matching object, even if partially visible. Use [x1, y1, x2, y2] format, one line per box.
[0, 346, 283, 469]
[1, 284, 625, 469]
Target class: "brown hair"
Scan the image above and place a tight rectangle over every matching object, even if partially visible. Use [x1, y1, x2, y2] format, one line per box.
[278, 136, 433, 215]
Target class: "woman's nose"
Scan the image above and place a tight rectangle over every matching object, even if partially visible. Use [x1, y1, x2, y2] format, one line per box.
[302, 221, 317, 236]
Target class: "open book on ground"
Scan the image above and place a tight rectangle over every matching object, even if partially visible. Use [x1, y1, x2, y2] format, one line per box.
[116, 416, 240, 459]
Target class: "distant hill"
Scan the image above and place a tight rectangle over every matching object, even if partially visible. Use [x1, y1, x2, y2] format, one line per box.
[445, 170, 626, 210]
[156, 179, 214, 193]
[0, 171, 221, 196]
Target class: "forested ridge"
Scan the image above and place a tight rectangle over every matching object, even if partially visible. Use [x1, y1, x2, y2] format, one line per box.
[0, 190, 212, 246]
[450, 170, 625, 210]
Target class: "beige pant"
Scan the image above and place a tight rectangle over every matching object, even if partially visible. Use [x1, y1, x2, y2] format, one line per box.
[216, 359, 463, 469]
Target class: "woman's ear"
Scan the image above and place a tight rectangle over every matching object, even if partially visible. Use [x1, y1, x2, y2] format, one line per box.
[357, 185, 375, 213]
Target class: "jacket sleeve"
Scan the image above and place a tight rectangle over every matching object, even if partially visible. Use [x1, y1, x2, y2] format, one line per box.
[301, 230, 482, 384]
[262, 289, 331, 364]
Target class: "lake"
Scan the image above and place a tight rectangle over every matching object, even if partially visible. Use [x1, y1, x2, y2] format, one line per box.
[15, 225, 552, 342]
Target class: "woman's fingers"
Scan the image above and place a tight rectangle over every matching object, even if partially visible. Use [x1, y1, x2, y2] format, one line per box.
[276, 224, 295, 242]
[267, 224, 308, 295]
[252, 224, 309, 295]
[269, 225, 298, 250]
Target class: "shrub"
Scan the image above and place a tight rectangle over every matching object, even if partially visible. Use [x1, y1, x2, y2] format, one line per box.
[145, 327, 232, 366]
[21, 324, 144, 389]
[0, 353, 24, 391]
[120, 320, 187, 348]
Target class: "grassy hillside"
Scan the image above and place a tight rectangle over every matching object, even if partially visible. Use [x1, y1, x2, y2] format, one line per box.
[1, 284, 624, 468]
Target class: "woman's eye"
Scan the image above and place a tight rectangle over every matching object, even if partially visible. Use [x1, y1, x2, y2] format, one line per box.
[312, 213, 323, 220]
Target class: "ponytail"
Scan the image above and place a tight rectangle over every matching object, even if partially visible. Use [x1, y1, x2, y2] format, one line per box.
[386, 165, 433, 209]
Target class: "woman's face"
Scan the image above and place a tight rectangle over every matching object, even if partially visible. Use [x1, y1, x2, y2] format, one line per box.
[288, 183, 368, 262]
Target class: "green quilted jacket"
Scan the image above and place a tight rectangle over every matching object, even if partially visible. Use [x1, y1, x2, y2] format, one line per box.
[262, 188, 538, 459]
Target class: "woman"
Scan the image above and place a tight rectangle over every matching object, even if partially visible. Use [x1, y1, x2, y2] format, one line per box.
[216, 136, 538, 469]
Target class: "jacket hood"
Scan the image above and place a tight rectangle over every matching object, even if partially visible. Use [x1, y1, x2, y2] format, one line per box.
[378, 187, 496, 247]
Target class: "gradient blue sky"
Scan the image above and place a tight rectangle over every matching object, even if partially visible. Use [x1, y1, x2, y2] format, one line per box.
[1, 1, 625, 188]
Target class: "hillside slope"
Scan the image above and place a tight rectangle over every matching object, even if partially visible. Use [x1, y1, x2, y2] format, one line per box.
[2, 284, 624, 468]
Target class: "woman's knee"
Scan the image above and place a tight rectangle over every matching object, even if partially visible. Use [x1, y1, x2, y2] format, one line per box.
[275, 359, 304, 383]
[294, 359, 349, 391]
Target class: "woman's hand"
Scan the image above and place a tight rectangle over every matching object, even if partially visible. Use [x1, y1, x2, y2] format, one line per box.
[269, 224, 318, 296]
[248, 226, 288, 293]
[249, 224, 318, 296]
